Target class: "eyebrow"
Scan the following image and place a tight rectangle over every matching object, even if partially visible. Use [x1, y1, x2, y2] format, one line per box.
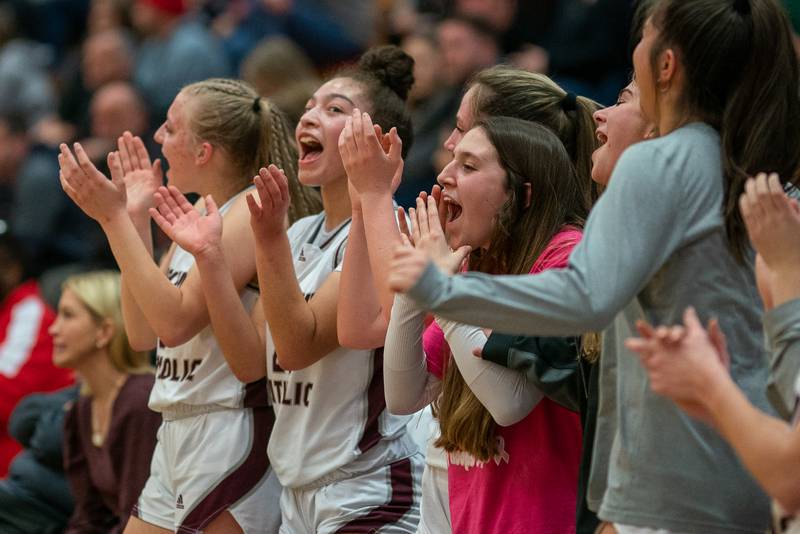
[619, 88, 633, 99]
[456, 149, 481, 161]
[322, 93, 356, 106]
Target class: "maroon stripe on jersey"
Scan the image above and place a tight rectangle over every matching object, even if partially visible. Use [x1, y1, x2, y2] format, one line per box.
[357, 348, 386, 453]
[333, 458, 415, 533]
[244, 377, 270, 407]
[178, 407, 272, 532]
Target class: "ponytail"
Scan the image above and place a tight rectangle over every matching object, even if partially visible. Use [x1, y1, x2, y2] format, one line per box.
[182, 79, 321, 224]
[650, 0, 800, 259]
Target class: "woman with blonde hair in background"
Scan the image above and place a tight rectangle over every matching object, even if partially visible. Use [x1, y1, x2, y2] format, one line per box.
[54, 270, 159, 534]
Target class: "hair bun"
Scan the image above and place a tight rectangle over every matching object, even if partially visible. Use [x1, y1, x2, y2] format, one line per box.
[358, 45, 415, 101]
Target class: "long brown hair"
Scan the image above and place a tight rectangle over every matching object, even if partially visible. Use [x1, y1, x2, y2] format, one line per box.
[647, 0, 800, 259]
[435, 118, 589, 461]
[181, 78, 322, 224]
[469, 66, 602, 205]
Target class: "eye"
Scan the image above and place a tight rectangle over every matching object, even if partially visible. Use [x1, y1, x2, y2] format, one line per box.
[328, 105, 344, 114]
[462, 163, 476, 172]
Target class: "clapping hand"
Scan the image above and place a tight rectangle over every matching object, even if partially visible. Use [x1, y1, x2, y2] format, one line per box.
[58, 142, 127, 225]
[149, 186, 222, 258]
[247, 165, 291, 242]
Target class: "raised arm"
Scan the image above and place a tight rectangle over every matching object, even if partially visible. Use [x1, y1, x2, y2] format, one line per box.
[740, 173, 800, 417]
[114, 132, 164, 350]
[249, 166, 340, 371]
[384, 294, 442, 415]
[337, 111, 405, 348]
[150, 186, 267, 382]
[58, 142, 256, 347]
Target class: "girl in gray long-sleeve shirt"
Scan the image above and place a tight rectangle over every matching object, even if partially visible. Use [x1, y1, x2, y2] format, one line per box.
[389, 0, 800, 532]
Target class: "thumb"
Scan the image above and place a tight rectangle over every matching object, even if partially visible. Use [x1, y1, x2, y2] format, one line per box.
[472, 346, 483, 358]
[205, 194, 219, 216]
[388, 127, 403, 161]
[153, 159, 163, 181]
[683, 306, 702, 331]
[108, 152, 123, 184]
[453, 245, 472, 266]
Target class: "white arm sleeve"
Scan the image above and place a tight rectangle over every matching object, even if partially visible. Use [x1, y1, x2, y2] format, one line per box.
[437, 317, 543, 426]
[384, 294, 441, 415]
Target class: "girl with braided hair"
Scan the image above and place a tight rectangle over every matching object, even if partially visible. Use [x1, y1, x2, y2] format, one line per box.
[57, 78, 321, 534]
[149, 46, 423, 533]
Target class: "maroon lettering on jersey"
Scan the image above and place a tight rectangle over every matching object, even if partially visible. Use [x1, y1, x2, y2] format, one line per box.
[267, 378, 313, 407]
[155, 357, 203, 382]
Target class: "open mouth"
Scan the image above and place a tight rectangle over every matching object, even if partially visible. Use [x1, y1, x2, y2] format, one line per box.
[298, 135, 323, 163]
[443, 197, 462, 224]
[596, 130, 608, 145]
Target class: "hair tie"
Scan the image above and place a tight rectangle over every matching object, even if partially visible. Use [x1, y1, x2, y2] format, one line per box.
[732, 0, 750, 15]
[561, 92, 578, 112]
[252, 97, 261, 113]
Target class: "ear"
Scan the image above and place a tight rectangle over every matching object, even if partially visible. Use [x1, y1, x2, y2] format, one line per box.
[523, 182, 532, 209]
[95, 318, 115, 350]
[658, 48, 678, 90]
[195, 141, 214, 166]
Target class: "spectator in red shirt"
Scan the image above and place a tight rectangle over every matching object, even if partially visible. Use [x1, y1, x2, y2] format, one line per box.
[0, 233, 74, 475]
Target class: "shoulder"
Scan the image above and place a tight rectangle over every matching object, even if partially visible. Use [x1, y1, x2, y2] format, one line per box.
[288, 213, 324, 240]
[530, 228, 584, 273]
[615, 123, 722, 187]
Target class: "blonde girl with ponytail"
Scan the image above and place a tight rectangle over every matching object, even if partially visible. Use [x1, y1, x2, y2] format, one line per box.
[58, 78, 320, 534]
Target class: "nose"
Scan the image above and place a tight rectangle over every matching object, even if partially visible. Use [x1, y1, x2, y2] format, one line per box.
[436, 158, 457, 188]
[48, 317, 60, 336]
[154, 123, 165, 144]
[593, 107, 607, 127]
[443, 127, 461, 153]
[298, 107, 320, 129]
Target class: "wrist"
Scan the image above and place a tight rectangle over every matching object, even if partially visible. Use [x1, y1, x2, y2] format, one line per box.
[195, 243, 225, 265]
[99, 208, 131, 231]
[702, 365, 735, 420]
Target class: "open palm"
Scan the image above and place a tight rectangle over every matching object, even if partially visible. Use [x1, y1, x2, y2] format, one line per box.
[112, 131, 163, 216]
[150, 185, 222, 257]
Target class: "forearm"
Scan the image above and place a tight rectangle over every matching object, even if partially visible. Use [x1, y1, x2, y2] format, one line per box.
[256, 233, 336, 370]
[407, 263, 609, 336]
[384, 294, 441, 414]
[120, 213, 158, 350]
[337, 211, 389, 349]
[438, 318, 543, 426]
[101, 213, 206, 345]
[706, 375, 800, 512]
[771, 267, 800, 309]
[765, 298, 800, 418]
[195, 248, 266, 383]
[360, 191, 403, 320]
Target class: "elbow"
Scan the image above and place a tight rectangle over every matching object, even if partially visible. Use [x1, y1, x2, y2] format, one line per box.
[385, 398, 417, 416]
[774, 480, 800, 514]
[275, 352, 313, 372]
[128, 335, 157, 353]
[156, 323, 200, 348]
[492, 408, 529, 427]
[232, 366, 266, 384]
[338, 328, 385, 350]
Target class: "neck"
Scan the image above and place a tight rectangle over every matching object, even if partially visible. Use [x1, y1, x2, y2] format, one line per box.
[196, 163, 247, 205]
[320, 176, 352, 230]
[76, 351, 126, 400]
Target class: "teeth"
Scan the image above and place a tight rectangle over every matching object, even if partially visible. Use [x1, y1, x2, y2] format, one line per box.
[299, 136, 321, 147]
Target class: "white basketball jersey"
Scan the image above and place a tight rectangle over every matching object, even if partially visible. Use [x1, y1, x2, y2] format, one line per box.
[149, 191, 263, 413]
[266, 213, 412, 488]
